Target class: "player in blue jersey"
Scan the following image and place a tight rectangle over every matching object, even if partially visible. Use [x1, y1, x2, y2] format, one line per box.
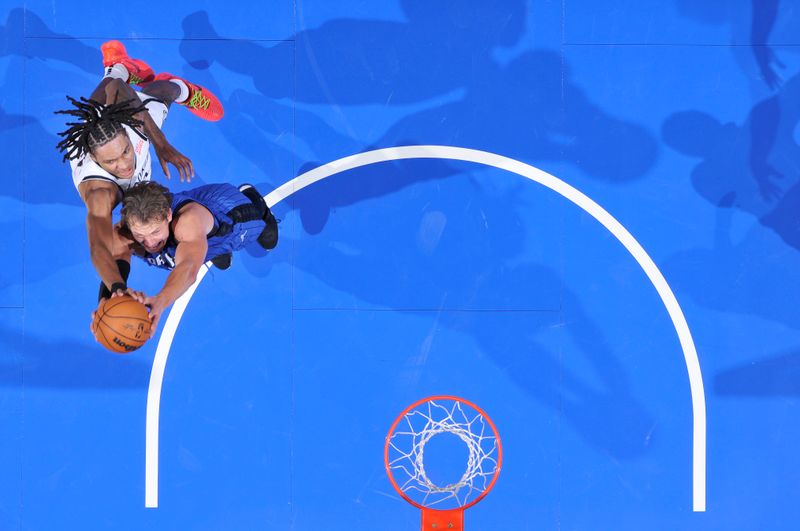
[103, 181, 278, 331]
[56, 40, 224, 303]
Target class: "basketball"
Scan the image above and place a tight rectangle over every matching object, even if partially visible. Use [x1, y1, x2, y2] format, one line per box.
[93, 295, 152, 354]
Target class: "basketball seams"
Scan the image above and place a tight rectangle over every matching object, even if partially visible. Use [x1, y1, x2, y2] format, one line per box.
[92, 294, 151, 353]
[104, 300, 150, 320]
[99, 318, 150, 344]
[106, 315, 152, 324]
[95, 321, 120, 353]
[102, 295, 134, 313]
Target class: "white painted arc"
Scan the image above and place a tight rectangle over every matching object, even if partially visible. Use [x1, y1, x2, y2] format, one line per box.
[145, 265, 209, 508]
[144, 145, 707, 511]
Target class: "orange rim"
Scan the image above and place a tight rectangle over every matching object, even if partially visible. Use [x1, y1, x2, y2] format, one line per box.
[384, 395, 503, 512]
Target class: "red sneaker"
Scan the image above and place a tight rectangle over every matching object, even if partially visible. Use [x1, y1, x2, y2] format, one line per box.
[153, 73, 224, 122]
[100, 40, 155, 86]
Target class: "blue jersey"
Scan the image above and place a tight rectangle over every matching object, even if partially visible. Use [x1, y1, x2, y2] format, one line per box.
[141, 183, 267, 270]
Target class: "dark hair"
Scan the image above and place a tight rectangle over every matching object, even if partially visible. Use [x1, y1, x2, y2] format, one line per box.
[55, 95, 152, 162]
[121, 182, 173, 225]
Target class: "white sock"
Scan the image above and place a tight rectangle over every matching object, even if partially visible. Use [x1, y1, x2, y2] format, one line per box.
[103, 63, 129, 82]
[170, 79, 190, 103]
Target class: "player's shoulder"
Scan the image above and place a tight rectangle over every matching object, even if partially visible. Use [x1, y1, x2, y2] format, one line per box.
[174, 202, 214, 240]
[124, 124, 149, 155]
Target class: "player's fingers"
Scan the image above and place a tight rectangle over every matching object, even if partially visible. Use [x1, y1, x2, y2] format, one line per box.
[149, 312, 161, 334]
[128, 290, 145, 303]
[161, 157, 171, 180]
[180, 160, 192, 183]
[187, 158, 195, 180]
[174, 158, 186, 183]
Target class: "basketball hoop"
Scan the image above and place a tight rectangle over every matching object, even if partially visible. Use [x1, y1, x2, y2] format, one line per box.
[384, 396, 502, 530]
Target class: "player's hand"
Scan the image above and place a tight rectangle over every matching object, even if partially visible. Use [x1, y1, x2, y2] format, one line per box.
[154, 141, 194, 183]
[90, 290, 128, 335]
[142, 295, 167, 336]
[90, 302, 102, 335]
[127, 292, 165, 335]
[125, 290, 163, 337]
[126, 289, 149, 305]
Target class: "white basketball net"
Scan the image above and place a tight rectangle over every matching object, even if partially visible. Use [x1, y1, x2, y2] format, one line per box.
[387, 398, 500, 509]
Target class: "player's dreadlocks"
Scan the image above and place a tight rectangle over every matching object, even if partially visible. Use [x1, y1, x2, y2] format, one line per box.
[55, 95, 153, 162]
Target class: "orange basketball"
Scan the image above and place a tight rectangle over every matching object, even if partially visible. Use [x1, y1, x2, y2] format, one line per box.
[93, 295, 152, 354]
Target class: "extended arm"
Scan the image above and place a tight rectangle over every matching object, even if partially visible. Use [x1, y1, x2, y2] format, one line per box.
[94, 78, 194, 181]
[133, 204, 213, 331]
[81, 180, 128, 292]
[89, 223, 138, 337]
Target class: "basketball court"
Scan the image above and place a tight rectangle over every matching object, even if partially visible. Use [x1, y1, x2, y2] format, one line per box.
[1, 1, 799, 529]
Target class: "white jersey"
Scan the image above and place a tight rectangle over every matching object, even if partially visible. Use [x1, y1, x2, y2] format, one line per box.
[70, 90, 169, 194]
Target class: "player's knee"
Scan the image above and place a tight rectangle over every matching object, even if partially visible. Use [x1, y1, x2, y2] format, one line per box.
[107, 77, 126, 91]
[142, 81, 180, 104]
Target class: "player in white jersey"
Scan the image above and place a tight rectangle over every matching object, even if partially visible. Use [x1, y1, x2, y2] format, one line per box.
[68, 89, 168, 193]
[56, 40, 224, 301]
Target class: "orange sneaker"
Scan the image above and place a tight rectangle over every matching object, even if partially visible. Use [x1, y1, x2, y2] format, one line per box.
[101, 40, 155, 86]
[153, 73, 224, 122]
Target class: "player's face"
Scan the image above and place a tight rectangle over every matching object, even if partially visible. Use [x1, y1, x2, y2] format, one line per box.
[91, 133, 136, 179]
[129, 212, 173, 253]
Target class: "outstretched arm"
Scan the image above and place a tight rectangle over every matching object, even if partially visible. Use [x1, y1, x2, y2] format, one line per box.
[131, 204, 213, 331]
[90, 223, 137, 337]
[97, 78, 194, 181]
[81, 180, 128, 293]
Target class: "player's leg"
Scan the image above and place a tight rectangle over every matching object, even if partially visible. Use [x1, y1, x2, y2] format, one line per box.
[149, 73, 224, 122]
[238, 184, 278, 250]
[100, 40, 154, 86]
[203, 184, 278, 270]
[258, 206, 279, 250]
[210, 253, 232, 270]
[140, 80, 181, 107]
[88, 78, 118, 103]
[88, 40, 154, 104]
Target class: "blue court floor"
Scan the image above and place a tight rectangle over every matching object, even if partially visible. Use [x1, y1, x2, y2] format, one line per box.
[2, 1, 800, 529]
